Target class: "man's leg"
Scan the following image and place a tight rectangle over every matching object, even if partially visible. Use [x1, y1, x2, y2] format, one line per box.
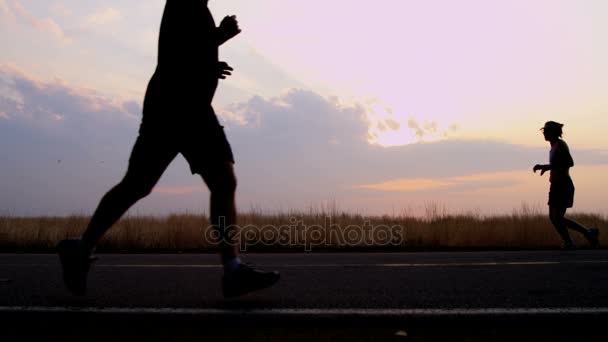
[81, 136, 177, 251]
[199, 161, 239, 264]
[564, 217, 590, 235]
[58, 133, 176, 295]
[563, 216, 600, 247]
[549, 207, 574, 247]
[195, 160, 279, 298]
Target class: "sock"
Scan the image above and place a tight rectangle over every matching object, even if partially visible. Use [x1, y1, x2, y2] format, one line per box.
[224, 257, 242, 274]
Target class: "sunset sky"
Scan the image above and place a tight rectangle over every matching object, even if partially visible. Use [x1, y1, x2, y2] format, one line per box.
[1, 0, 607, 216]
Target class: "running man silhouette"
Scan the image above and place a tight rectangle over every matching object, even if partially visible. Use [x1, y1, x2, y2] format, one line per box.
[533, 121, 600, 249]
[57, 0, 279, 298]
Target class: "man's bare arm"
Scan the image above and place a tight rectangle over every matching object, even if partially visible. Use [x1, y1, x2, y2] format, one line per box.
[217, 15, 241, 46]
[533, 164, 551, 176]
[217, 61, 234, 79]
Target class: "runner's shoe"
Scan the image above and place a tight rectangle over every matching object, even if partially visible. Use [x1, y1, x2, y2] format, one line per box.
[588, 228, 600, 248]
[222, 263, 280, 299]
[57, 238, 94, 295]
[562, 241, 577, 250]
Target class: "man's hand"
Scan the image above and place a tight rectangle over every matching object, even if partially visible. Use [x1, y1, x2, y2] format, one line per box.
[217, 61, 234, 79]
[533, 164, 549, 176]
[218, 15, 241, 45]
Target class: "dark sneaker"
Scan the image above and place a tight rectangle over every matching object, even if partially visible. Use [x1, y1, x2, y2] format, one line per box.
[588, 228, 600, 248]
[222, 263, 280, 299]
[57, 238, 94, 296]
[562, 241, 577, 250]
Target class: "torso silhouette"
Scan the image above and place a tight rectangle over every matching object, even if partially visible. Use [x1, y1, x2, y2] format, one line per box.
[143, 0, 219, 125]
[549, 139, 574, 184]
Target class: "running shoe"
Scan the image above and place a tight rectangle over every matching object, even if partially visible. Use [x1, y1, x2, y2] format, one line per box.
[588, 228, 600, 248]
[222, 263, 280, 299]
[57, 238, 94, 295]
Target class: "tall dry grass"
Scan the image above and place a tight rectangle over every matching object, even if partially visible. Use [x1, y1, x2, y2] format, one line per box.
[0, 205, 605, 251]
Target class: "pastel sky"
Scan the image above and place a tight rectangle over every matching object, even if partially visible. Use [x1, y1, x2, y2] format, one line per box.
[1, 0, 607, 216]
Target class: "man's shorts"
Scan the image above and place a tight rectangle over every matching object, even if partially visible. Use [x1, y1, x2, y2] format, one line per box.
[134, 111, 235, 175]
[548, 178, 575, 209]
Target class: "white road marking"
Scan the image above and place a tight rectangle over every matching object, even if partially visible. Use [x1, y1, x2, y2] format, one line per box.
[97, 264, 221, 268]
[1, 260, 607, 268]
[1, 306, 608, 316]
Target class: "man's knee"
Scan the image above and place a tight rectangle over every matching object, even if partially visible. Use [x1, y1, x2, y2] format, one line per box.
[117, 176, 156, 200]
[206, 165, 237, 195]
[549, 207, 565, 224]
[549, 212, 558, 224]
[213, 173, 237, 195]
[550, 214, 566, 229]
[550, 216, 559, 226]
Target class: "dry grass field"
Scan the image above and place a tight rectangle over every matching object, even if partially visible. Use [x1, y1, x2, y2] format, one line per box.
[0, 204, 606, 251]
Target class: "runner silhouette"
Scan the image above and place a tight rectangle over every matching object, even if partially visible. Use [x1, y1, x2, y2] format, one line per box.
[57, 0, 279, 298]
[533, 121, 600, 249]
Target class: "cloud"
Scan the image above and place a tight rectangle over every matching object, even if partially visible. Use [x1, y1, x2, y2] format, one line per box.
[7, 0, 71, 44]
[223, 89, 370, 148]
[0, 65, 137, 128]
[0, 0, 16, 24]
[0, 66, 142, 215]
[50, 2, 72, 18]
[1, 68, 606, 215]
[359, 178, 451, 192]
[357, 171, 530, 192]
[407, 118, 438, 139]
[122, 100, 142, 116]
[221, 89, 608, 205]
[153, 186, 204, 195]
[83, 7, 122, 27]
[363, 100, 458, 146]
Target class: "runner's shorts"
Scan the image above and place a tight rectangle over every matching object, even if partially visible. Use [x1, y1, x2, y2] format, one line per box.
[548, 178, 575, 208]
[135, 107, 235, 175]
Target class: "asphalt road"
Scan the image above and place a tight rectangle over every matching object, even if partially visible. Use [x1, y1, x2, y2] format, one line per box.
[2, 251, 608, 341]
